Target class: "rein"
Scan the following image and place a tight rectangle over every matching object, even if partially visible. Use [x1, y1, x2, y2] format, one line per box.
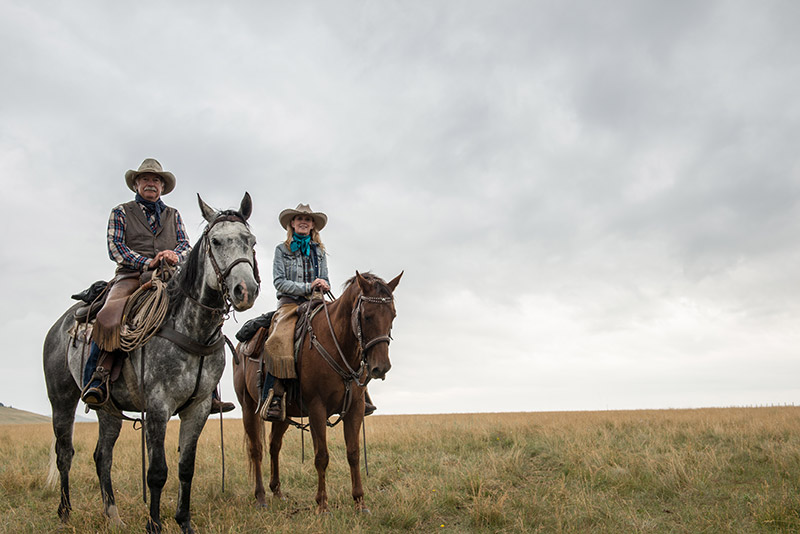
[306, 288, 394, 425]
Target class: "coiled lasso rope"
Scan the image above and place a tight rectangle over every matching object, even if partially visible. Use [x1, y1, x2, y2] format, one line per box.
[119, 266, 174, 352]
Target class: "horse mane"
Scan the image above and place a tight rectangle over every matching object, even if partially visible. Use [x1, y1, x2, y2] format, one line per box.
[169, 209, 250, 308]
[341, 272, 392, 297]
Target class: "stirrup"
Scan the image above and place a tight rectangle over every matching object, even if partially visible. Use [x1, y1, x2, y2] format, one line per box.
[259, 389, 285, 422]
[80, 380, 109, 408]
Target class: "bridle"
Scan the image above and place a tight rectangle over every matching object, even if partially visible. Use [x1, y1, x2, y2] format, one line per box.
[305, 287, 394, 426]
[312, 288, 394, 389]
[179, 214, 261, 318]
[351, 294, 394, 358]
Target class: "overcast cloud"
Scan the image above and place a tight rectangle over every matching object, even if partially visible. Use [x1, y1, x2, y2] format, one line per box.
[1, 0, 798, 418]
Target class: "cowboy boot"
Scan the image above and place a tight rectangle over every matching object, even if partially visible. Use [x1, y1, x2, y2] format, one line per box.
[210, 389, 235, 414]
[81, 351, 115, 406]
[364, 388, 377, 416]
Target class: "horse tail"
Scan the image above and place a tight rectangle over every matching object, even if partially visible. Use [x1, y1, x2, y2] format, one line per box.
[245, 417, 266, 482]
[45, 437, 59, 489]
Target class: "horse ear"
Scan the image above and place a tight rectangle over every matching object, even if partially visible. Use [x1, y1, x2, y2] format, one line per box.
[355, 271, 372, 292]
[387, 271, 403, 292]
[240, 192, 252, 221]
[197, 194, 216, 223]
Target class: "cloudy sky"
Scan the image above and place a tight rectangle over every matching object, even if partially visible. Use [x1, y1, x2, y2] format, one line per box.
[1, 1, 798, 418]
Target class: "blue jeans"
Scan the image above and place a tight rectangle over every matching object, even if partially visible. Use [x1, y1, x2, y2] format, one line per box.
[261, 373, 275, 402]
[83, 342, 102, 388]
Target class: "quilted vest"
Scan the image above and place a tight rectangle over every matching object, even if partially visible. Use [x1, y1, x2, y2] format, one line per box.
[116, 200, 178, 274]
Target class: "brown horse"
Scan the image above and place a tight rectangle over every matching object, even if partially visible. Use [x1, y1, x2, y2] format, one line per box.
[233, 271, 401, 513]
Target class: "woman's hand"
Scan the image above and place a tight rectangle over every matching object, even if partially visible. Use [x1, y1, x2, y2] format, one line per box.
[311, 278, 330, 292]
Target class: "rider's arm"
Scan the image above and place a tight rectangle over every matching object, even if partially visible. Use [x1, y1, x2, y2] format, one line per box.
[316, 248, 330, 287]
[107, 205, 153, 271]
[171, 210, 192, 263]
[273, 244, 312, 297]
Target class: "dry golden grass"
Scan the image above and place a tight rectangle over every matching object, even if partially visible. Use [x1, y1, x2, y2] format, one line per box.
[2, 407, 800, 533]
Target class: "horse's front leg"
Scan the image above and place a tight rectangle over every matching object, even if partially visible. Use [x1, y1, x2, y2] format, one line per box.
[174, 398, 210, 534]
[308, 404, 330, 514]
[343, 398, 368, 513]
[144, 408, 170, 534]
[95, 412, 125, 526]
[268, 420, 290, 502]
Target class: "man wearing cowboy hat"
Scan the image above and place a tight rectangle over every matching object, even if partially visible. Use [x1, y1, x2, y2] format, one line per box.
[81, 158, 234, 414]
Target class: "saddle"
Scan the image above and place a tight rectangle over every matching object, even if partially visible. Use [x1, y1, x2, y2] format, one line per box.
[238, 300, 325, 387]
[239, 324, 269, 360]
[72, 280, 109, 322]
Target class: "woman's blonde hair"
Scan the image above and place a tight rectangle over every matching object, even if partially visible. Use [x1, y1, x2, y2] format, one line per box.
[284, 224, 325, 252]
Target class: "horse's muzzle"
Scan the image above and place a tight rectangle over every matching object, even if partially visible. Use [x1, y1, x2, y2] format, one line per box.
[232, 278, 259, 311]
[369, 361, 391, 381]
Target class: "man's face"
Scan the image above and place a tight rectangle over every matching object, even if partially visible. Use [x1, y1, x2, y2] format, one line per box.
[135, 173, 164, 202]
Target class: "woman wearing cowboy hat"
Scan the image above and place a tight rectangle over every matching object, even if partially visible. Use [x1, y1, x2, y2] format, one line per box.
[259, 203, 376, 421]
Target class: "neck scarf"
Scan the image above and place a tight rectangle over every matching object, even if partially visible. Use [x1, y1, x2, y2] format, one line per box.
[135, 193, 166, 228]
[290, 232, 312, 256]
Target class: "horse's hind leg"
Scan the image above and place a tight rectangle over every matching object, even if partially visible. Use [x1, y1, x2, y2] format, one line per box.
[268, 420, 290, 501]
[95, 411, 124, 526]
[44, 335, 81, 524]
[240, 393, 268, 505]
[49, 394, 79, 522]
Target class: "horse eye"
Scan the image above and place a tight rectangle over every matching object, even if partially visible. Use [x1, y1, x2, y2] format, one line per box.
[211, 238, 221, 247]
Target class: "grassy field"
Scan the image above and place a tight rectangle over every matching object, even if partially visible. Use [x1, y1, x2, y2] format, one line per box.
[1, 407, 800, 533]
[0, 406, 51, 425]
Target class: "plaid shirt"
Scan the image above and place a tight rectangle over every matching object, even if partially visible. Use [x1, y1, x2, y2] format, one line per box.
[107, 201, 191, 271]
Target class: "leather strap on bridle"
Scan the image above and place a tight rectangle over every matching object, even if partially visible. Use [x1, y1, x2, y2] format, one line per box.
[305, 290, 394, 425]
[203, 214, 261, 307]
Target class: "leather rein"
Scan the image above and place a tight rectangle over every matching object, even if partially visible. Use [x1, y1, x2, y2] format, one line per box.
[156, 214, 259, 407]
[305, 289, 393, 424]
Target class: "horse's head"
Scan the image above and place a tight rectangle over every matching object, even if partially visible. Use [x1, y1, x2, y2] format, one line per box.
[197, 192, 260, 312]
[353, 271, 402, 380]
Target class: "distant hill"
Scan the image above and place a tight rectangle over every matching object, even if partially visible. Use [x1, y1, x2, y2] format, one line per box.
[0, 405, 51, 424]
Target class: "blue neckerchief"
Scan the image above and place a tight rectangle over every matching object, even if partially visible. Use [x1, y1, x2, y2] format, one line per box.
[290, 233, 312, 257]
[135, 193, 166, 228]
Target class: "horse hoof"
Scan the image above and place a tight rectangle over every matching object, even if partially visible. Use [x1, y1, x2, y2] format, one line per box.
[106, 504, 125, 528]
[359, 507, 372, 514]
[146, 519, 162, 534]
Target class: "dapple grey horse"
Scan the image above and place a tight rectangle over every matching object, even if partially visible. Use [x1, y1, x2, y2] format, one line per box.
[43, 193, 259, 534]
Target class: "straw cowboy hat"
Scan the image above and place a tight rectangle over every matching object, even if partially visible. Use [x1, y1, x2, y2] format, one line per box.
[124, 158, 176, 195]
[279, 203, 327, 231]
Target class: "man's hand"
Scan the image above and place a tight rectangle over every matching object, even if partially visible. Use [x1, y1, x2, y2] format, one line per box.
[149, 250, 179, 270]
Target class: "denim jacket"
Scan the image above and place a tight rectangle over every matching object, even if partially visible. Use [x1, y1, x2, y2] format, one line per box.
[272, 242, 329, 302]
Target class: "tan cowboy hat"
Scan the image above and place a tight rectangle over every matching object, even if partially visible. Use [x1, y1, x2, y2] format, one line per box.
[124, 158, 176, 195]
[279, 203, 327, 231]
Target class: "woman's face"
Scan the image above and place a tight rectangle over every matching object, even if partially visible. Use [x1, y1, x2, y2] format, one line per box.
[291, 215, 314, 236]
